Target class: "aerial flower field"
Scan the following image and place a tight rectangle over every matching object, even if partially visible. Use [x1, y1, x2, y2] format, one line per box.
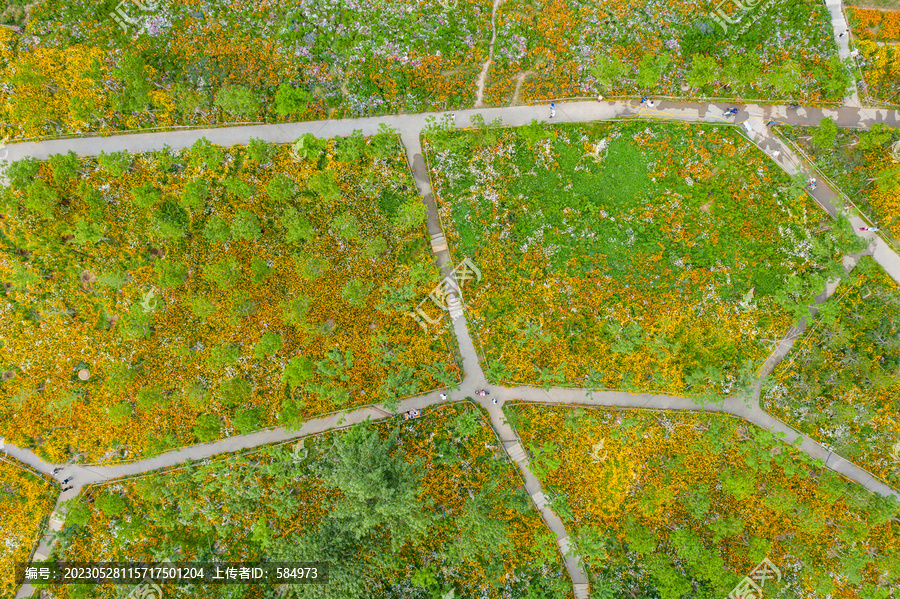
[763, 256, 900, 491]
[0, 133, 460, 463]
[0, 0, 850, 140]
[507, 403, 900, 599]
[777, 122, 900, 242]
[42, 403, 571, 599]
[848, 5, 900, 106]
[0, 457, 57, 599]
[489, 0, 849, 106]
[424, 119, 863, 398]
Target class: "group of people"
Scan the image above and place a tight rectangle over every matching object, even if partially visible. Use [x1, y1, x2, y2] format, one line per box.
[52, 467, 75, 492]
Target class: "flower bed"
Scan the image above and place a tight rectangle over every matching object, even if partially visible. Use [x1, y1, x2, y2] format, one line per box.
[763, 256, 900, 490]
[0, 457, 57, 599]
[425, 119, 861, 398]
[45, 403, 571, 599]
[507, 403, 900, 598]
[777, 122, 900, 242]
[0, 0, 490, 140]
[0, 132, 460, 463]
[487, 0, 848, 106]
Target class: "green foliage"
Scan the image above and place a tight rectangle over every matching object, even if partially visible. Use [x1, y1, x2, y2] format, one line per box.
[335, 129, 367, 163]
[857, 123, 893, 151]
[136, 387, 169, 411]
[273, 83, 312, 116]
[96, 493, 127, 517]
[232, 209, 262, 240]
[65, 500, 91, 527]
[23, 180, 58, 218]
[48, 151, 79, 184]
[154, 260, 188, 288]
[219, 377, 252, 406]
[391, 198, 427, 231]
[283, 356, 315, 388]
[187, 294, 217, 319]
[722, 468, 756, 501]
[686, 55, 719, 89]
[294, 253, 331, 280]
[71, 218, 107, 245]
[202, 215, 231, 243]
[331, 211, 361, 241]
[342, 279, 372, 306]
[591, 56, 629, 88]
[202, 259, 241, 289]
[254, 332, 283, 360]
[280, 206, 314, 243]
[208, 343, 240, 369]
[132, 183, 161, 209]
[250, 257, 273, 285]
[812, 117, 838, 148]
[97, 150, 132, 177]
[107, 401, 133, 425]
[193, 414, 221, 442]
[214, 84, 261, 118]
[266, 174, 296, 204]
[6, 157, 40, 190]
[452, 409, 481, 438]
[181, 179, 209, 211]
[233, 407, 260, 435]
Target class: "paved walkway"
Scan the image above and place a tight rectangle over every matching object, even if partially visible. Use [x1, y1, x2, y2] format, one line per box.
[6, 98, 900, 599]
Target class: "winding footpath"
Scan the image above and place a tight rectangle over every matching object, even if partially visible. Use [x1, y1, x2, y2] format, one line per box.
[4, 96, 900, 599]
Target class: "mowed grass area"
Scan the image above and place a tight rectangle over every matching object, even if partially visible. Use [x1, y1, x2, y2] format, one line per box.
[425, 119, 862, 398]
[506, 403, 900, 599]
[763, 256, 900, 490]
[50, 403, 571, 599]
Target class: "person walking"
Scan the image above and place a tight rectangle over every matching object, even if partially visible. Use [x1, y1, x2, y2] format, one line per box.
[61, 486, 73, 492]
[839, 29, 848, 38]
[859, 226, 880, 232]
[647, 100, 655, 108]
[640, 96, 648, 105]
[492, 398, 499, 405]
[439, 393, 448, 400]
[62, 477, 73, 484]
[807, 178, 817, 190]
[766, 119, 776, 127]
[549, 102, 556, 119]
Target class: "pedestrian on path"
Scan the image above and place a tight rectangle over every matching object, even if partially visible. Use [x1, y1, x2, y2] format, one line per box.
[640, 96, 648, 104]
[597, 94, 604, 102]
[61, 486, 73, 492]
[52, 467, 63, 475]
[850, 49, 860, 58]
[771, 150, 781, 159]
[549, 102, 556, 119]
[439, 392, 448, 400]
[647, 100, 655, 108]
[62, 477, 73, 484]
[839, 29, 848, 38]
[807, 178, 817, 190]
[492, 398, 499, 404]
[766, 119, 776, 127]
[859, 227, 880, 232]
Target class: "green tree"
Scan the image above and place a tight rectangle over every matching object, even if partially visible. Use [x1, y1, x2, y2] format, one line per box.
[233, 407, 260, 435]
[280, 207, 314, 243]
[202, 259, 241, 289]
[254, 332, 283, 360]
[812, 117, 838, 148]
[154, 260, 188, 288]
[247, 137, 276, 163]
[203, 215, 231, 243]
[637, 52, 671, 88]
[23, 180, 58, 218]
[65, 500, 91, 527]
[214, 85, 261, 119]
[71, 218, 106, 245]
[342, 279, 372, 306]
[96, 493, 126, 517]
[208, 343, 240, 369]
[273, 83, 312, 116]
[335, 130, 367, 163]
[648, 554, 691, 599]
[858, 123, 893, 151]
[48, 151, 80, 185]
[232, 209, 262, 240]
[590, 56, 629, 88]
[219, 377, 252, 406]
[107, 401, 133, 425]
[722, 468, 756, 500]
[331, 212, 361, 241]
[250, 257, 273, 285]
[624, 517, 657, 554]
[187, 294, 217, 319]
[446, 481, 511, 563]
[392, 198, 427, 231]
[97, 150, 132, 177]
[181, 179, 209, 212]
[283, 355, 315, 389]
[132, 183, 161, 209]
[323, 425, 431, 552]
[137, 387, 169, 411]
[686, 55, 719, 90]
[266, 174, 296, 204]
[193, 414, 221, 442]
[111, 55, 151, 113]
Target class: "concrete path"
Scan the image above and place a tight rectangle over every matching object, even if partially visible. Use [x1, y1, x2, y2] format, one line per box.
[826, 0, 862, 107]
[7, 98, 900, 599]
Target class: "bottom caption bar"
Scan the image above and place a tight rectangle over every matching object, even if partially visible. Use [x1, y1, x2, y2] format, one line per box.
[16, 562, 328, 585]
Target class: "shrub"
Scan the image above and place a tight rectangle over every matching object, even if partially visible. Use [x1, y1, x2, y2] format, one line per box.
[96, 493, 126, 517]
[254, 332, 283, 360]
[232, 209, 261, 240]
[283, 356, 315, 388]
[280, 207, 314, 243]
[202, 215, 231, 243]
[154, 260, 188, 288]
[193, 414, 221, 442]
[208, 343, 240, 369]
[273, 83, 312, 116]
[214, 85, 260, 118]
[202, 259, 240, 289]
[219, 377, 252, 406]
[132, 183, 162, 209]
[233, 407, 260, 435]
[107, 401, 133, 425]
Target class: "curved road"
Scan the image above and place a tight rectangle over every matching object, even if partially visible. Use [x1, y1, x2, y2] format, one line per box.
[4, 97, 900, 599]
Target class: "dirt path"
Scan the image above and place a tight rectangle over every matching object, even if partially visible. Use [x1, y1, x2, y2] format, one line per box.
[473, 0, 504, 108]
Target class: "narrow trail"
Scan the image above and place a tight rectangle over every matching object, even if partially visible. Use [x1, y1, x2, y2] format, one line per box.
[473, 0, 504, 108]
[7, 98, 900, 599]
